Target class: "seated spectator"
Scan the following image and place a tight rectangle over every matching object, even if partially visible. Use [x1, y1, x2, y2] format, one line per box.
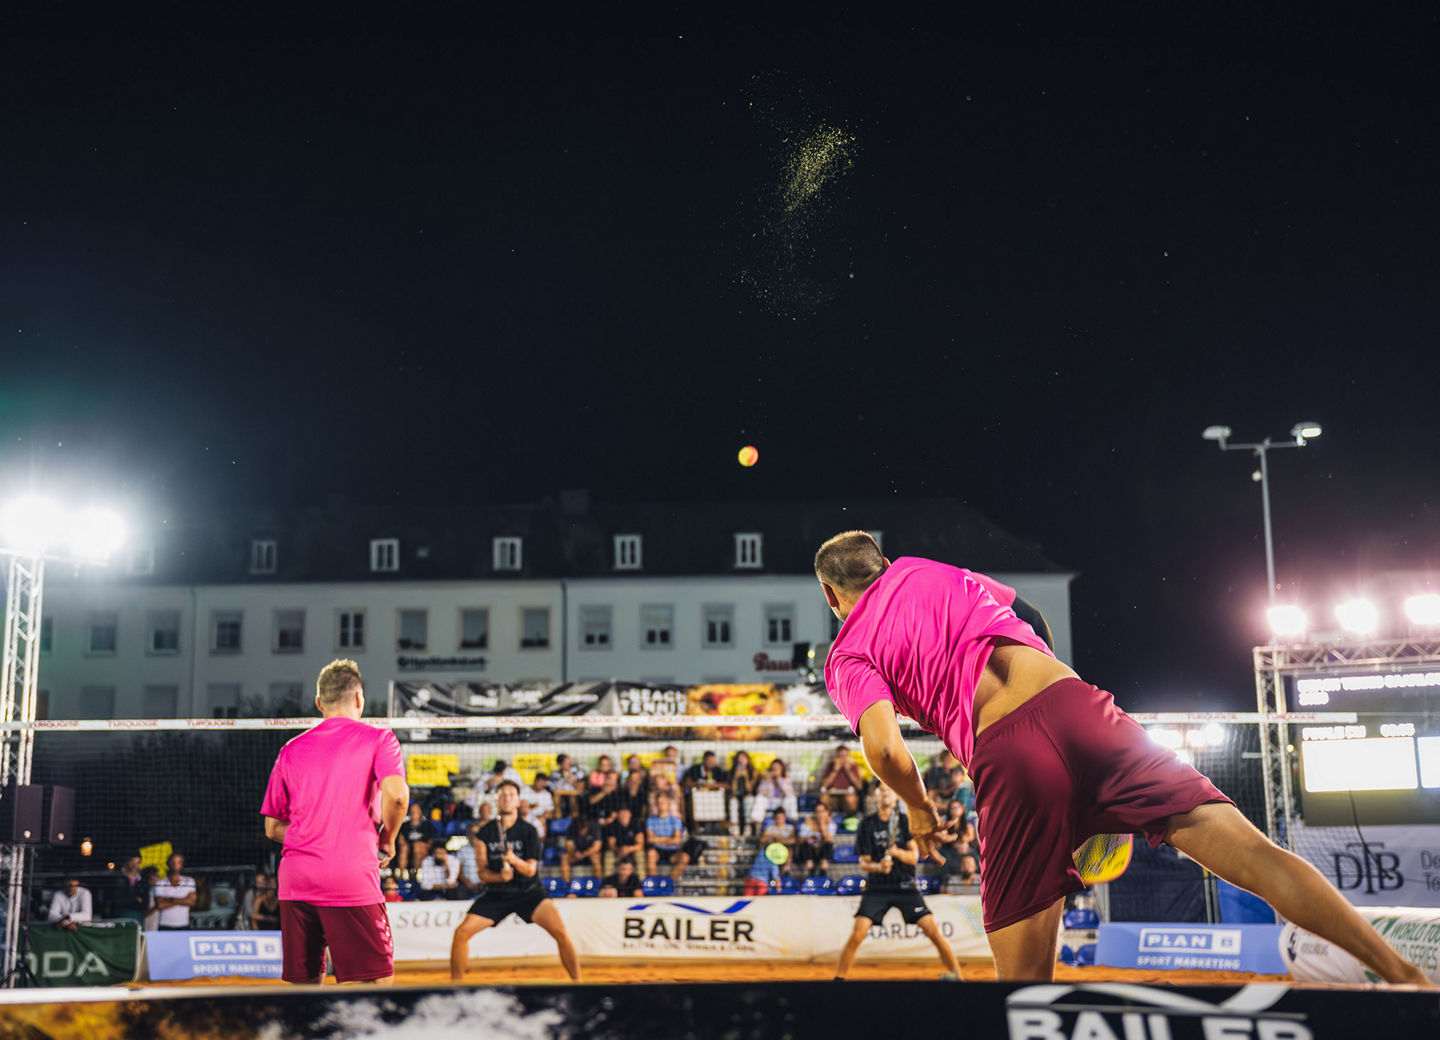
[585, 770, 622, 825]
[728, 751, 761, 835]
[48, 876, 93, 930]
[647, 746, 679, 793]
[522, 773, 556, 828]
[952, 765, 975, 814]
[605, 806, 644, 866]
[819, 744, 865, 814]
[483, 759, 525, 800]
[620, 768, 649, 819]
[475, 800, 496, 829]
[682, 750, 728, 828]
[397, 802, 438, 877]
[382, 877, 404, 902]
[623, 753, 645, 776]
[455, 822, 484, 896]
[646, 793, 703, 882]
[247, 873, 280, 930]
[601, 859, 643, 899]
[744, 843, 788, 895]
[417, 846, 461, 899]
[923, 749, 960, 803]
[937, 808, 980, 887]
[551, 753, 586, 816]
[751, 759, 798, 823]
[761, 807, 797, 850]
[795, 803, 837, 878]
[562, 813, 604, 882]
[106, 854, 148, 925]
[588, 754, 615, 791]
[647, 769, 679, 817]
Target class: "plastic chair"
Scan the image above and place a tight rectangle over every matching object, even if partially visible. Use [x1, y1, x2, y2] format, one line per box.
[641, 875, 675, 896]
[778, 876, 800, 895]
[548, 817, 571, 837]
[542, 877, 567, 897]
[797, 794, 819, 813]
[569, 877, 600, 898]
[1063, 908, 1101, 930]
[915, 876, 940, 895]
[1074, 943, 1097, 967]
[836, 874, 865, 896]
[542, 845, 561, 866]
[800, 876, 834, 895]
[832, 842, 859, 863]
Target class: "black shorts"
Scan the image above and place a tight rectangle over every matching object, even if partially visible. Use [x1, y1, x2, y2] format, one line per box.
[855, 889, 931, 925]
[467, 887, 547, 925]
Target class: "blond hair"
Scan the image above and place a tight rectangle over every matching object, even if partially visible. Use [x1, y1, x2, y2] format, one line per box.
[814, 530, 886, 595]
[316, 658, 363, 708]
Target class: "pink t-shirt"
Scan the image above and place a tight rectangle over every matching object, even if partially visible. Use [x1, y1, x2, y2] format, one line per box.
[823, 557, 1054, 769]
[261, 717, 405, 906]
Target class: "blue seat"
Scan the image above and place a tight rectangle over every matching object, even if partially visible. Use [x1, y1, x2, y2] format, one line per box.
[832, 842, 859, 863]
[542, 877, 567, 897]
[548, 817, 571, 836]
[1063, 908, 1101, 930]
[569, 877, 600, 898]
[797, 794, 819, 813]
[1057, 944, 1077, 965]
[445, 820, 470, 836]
[1074, 943, 1097, 967]
[398, 880, 417, 900]
[800, 876, 834, 895]
[542, 845, 561, 865]
[836, 874, 865, 896]
[778, 876, 799, 894]
[641, 875, 674, 896]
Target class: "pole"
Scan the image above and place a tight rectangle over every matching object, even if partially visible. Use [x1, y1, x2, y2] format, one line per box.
[1257, 442, 1276, 605]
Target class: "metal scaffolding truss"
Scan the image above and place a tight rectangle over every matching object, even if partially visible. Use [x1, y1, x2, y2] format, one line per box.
[1252, 636, 1440, 849]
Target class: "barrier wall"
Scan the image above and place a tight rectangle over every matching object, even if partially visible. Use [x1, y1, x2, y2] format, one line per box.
[1280, 907, 1440, 985]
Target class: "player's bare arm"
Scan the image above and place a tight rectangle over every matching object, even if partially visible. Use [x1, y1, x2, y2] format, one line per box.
[856, 701, 950, 858]
[888, 838, 920, 866]
[377, 774, 409, 867]
[264, 816, 289, 843]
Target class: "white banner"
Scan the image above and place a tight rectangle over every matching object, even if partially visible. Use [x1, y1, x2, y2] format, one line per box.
[1291, 821, 1440, 907]
[389, 893, 988, 965]
[1280, 907, 1440, 984]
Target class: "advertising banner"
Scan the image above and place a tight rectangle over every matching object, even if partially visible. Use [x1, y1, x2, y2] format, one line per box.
[1281, 907, 1440, 985]
[561, 895, 798, 961]
[1290, 821, 1440, 907]
[1095, 922, 1287, 974]
[807, 894, 991, 961]
[390, 681, 617, 742]
[145, 931, 283, 981]
[388, 901, 556, 963]
[24, 922, 140, 986]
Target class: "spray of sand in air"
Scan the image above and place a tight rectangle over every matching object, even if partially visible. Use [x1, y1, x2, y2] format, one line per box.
[738, 75, 857, 317]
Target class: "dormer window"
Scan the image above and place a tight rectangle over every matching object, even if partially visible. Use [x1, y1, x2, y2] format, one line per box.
[734, 532, 762, 569]
[494, 537, 522, 571]
[250, 539, 277, 574]
[614, 534, 642, 570]
[370, 538, 399, 572]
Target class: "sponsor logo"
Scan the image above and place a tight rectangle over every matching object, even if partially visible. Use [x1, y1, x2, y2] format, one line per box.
[1139, 928, 1242, 953]
[187, 718, 237, 728]
[189, 937, 281, 959]
[621, 900, 756, 945]
[109, 719, 159, 729]
[1006, 982, 1308, 1040]
[25, 950, 111, 980]
[1332, 842, 1404, 894]
[389, 905, 473, 930]
[752, 652, 795, 673]
[552, 691, 601, 705]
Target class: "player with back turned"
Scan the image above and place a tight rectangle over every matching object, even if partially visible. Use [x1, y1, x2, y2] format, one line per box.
[816, 530, 1433, 985]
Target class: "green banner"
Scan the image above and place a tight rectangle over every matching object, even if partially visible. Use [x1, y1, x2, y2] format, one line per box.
[24, 921, 140, 987]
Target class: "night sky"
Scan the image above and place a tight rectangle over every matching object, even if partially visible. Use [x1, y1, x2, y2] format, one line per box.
[4, 6, 1439, 710]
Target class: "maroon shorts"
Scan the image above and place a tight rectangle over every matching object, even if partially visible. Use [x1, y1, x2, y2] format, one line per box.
[968, 678, 1231, 933]
[279, 900, 394, 983]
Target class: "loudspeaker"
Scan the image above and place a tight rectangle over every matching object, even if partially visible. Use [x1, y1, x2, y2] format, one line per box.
[2, 784, 44, 844]
[46, 785, 74, 846]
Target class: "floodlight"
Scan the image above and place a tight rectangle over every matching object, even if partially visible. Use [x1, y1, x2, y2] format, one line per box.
[68, 507, 126, 561]
[1147, 727, 1182, 749]
[1291, 422, 1322, 444]
[1405, 594, 1440, 627]
[1267, 604, 1307, 638]
[1202, 722, 1225, 746]
[1334, 599, 1379, 635]
[1201, 425, 1232, 442]
[0, 495, 65, 556]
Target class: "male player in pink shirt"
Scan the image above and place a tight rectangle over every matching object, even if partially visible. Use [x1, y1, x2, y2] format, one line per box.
[817, 530, 1431, 985]
[262, 659, 409, 984]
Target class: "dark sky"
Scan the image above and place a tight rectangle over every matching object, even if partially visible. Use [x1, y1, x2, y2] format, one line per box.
[4, 5, 1439, 710]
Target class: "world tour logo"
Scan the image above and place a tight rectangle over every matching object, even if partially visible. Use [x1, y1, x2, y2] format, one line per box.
[1006, 982, 1309, 1040]
[622, 900, 756, 944]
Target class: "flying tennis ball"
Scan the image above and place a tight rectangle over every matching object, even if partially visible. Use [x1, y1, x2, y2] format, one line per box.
[738, 445, 759, 467]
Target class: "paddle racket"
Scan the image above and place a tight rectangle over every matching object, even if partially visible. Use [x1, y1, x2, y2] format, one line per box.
[1072, 832, 1134, 884]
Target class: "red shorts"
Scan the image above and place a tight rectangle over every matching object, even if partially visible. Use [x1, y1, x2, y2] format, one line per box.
[969, 678, 1231, 933]
[279, 901, 394, 983]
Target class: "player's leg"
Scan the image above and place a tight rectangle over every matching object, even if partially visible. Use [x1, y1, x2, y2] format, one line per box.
[450, 913, 495, 981]
[985, 897, 1065, 980]
[318, 905, 395, 985]
[530, 899, 582, 980]
[916, 912, 962, 977]
[1165, 802, 1431, 986]
[279, 900, 327, 985]
[834, 915, 873, 979]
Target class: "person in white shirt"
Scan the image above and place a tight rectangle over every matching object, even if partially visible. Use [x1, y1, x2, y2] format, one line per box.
[150, 853, 198, 930]
[521, 774, 555, 827]
[417, 846, 461, 899]
[48, 877, 93, 930]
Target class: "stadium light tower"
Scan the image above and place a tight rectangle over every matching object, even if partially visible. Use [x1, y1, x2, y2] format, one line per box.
[0, 495, 125, 987]
[1202, 422, 1321, 608]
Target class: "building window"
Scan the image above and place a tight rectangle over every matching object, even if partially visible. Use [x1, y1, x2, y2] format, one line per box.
[268, 682, 304, 713]
[398, 609, 428, 650]
[734, 532, 763, 569]
[337, 609, 365, 650]
[494, 537, 523, 572]
[142, 684, 179, 718]
[78, 685, 115, 720]
[40, 617, 52, 655]
[147, 610, 181, 655]
[212, 611, 243, 653]
[370, 538, 399, 572]
[206, 683, 241, 719]
[273, 610, 305, 653]
[614, 534, 642, 570]
[765, 604, 795, 645]
[129, 545, 155, 576]
[703, 605, 734, 648]
[642, 605, 674, 648]
[87, 612, 118, 655]
[250, 539, 277, 574]
[459, 608, 489, 650]
[520, 607, 550, 649]
[580, 606, 612, 648]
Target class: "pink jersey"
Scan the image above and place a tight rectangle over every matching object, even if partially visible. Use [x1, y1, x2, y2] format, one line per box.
[261, 717, 405, 906]
[823, 557, 1054, 769]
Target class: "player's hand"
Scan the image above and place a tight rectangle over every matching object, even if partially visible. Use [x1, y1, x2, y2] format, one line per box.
[500, 864, 514, 882]
[378, 841, 396, 869]
[906, 803, 954, 864]
[880, 854, 893, 874]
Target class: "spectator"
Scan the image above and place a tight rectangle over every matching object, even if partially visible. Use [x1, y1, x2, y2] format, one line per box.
[237, 872, 270, 931]
[601, 859, 643, 899]
[550, 754, 585, 817]
[585, 770, 622, 825]
[682, 750, 728, 830]
[456, 823, 484, 897]
[522, 773, 556, 828]
[140, 866, 161, 931]
[623, 753, 645, 776]
[648, 747, 679, 788]
[475, 801, 496, 829]
[397, 802, 438, 877]
[587, 754, 614, 791]
[761, 807, 797, 850]
[646, 769, 679, 817]
[106, 854, 147, 925]
[795, 804, 837, 878]
[382, 878, 404, 903]
[418, 846, 461, 899]
[744, 843, 787, 895]
[248, 873, 280, 930]
[938, 808, 980, 887]
[923, 749, 960, 802]
[952, 765, 975, 814]
[646, 793, 701, 882]
[605, 806, 645, 866]
[619, 768, 649, 819]
[151, 853, 197, 930]
[485, 759, 525, 794]
[561, 814, 604, 883]
[819, 745, 865, 813]
[48, 876, 92, 930]
[752, 759, 798, 823]
[728, 751, 761, 836]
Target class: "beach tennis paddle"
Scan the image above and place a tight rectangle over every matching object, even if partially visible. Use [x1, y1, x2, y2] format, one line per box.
[1073, 832, 1133, 884]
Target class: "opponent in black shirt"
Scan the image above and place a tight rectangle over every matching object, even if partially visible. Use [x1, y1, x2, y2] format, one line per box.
[450, 780, 580, 981]
[834, 786, 961, 981]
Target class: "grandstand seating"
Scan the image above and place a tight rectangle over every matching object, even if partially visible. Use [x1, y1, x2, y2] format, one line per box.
[832, 841, 859, 863]
[641, 875, 675, 896]
[569, 877, 600, 898]
[542, 877, 567, 897]
[836, 874, 865, 896]
[800, 876, 835, 895]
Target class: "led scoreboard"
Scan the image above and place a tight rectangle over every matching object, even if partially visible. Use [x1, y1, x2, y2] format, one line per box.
[1292, 667, 1440, 825]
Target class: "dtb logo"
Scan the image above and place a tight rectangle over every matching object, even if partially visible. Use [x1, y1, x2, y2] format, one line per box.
[1332, 842, 1403, 894]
